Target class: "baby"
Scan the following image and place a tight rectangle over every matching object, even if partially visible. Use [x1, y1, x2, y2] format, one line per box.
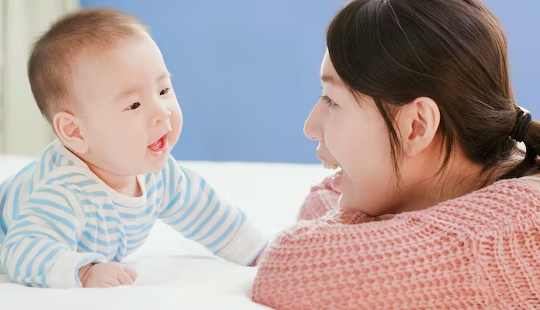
[0, 8, 267, 288]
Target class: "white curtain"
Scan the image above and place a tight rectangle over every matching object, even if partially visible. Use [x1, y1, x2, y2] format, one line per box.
[0, 0, 79, 156]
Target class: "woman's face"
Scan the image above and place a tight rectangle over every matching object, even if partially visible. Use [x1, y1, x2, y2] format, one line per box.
[304, 52, 396, 215]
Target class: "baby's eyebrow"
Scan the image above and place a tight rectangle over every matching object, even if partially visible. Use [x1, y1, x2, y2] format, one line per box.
[157, 71, 172, 81]
[115, 71, 172, 101]
[116, 87, 139, 101]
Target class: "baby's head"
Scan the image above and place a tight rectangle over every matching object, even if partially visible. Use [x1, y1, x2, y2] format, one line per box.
[29, 8, 182, 176]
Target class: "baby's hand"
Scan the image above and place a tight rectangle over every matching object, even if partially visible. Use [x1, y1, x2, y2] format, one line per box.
[79, 262, 138, 288]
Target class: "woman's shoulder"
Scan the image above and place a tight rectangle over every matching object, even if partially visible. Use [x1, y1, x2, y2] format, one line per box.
[260, 177, 540, 268]
[518, 173, 540, 190]
[275, 178, 540, 245]
[415, 177, 540, 236]
[254, 179, 540, 308]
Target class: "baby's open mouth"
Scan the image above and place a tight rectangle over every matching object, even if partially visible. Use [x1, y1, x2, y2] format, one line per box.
[148, 134, 168, 155]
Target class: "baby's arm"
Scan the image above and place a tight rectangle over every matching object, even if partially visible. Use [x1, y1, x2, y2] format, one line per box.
[1, 184, 104, 288]
[158, 158, 268, 266]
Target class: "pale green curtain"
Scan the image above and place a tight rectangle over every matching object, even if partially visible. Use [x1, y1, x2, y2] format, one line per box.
[1, 0, 79, 156]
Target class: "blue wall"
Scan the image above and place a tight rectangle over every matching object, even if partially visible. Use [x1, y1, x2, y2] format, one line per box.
[489, 1, 540, 114]
[82, 0, 539, 164]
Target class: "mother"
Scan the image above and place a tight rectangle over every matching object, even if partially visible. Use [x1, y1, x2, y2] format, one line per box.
[252, 0, 540, 309]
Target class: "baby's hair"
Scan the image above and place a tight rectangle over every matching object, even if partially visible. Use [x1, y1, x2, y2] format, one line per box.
[28, 8, 149, 123]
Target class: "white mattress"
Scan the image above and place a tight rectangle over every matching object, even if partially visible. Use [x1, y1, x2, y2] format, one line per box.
[0, 155, 331, 310]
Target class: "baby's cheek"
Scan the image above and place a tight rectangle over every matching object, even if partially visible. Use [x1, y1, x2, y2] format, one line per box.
[170, 112, 183, 143]
[172, 109, 183, 128]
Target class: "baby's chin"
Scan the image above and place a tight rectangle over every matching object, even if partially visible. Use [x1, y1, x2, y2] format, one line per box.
[143, 156, 169, 174]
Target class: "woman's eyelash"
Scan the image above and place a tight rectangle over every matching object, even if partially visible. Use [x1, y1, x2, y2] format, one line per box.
[321, 95, 338, 107]
[160, 88, 170, 96]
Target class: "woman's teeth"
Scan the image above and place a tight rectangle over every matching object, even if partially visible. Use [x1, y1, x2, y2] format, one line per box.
[323, 162, 340, 170]
[323, 162, 336, 169]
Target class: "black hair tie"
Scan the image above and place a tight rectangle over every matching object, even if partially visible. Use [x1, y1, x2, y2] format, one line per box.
[510, 106, 532, 143]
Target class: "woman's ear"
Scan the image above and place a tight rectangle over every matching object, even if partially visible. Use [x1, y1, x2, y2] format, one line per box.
[52, 112, 89, 154]
[397, 97, 440, 157]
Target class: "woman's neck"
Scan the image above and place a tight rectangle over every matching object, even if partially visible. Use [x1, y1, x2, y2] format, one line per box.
[394, 154, 490, 214]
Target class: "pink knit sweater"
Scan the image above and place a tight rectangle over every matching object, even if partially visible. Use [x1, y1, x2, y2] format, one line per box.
[252, 178, 540, 309]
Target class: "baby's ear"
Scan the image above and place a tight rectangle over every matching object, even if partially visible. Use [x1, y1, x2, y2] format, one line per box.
[52, 112, 89, 154]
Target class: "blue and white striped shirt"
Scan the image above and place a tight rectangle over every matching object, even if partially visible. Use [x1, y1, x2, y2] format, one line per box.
[0, 140, 267, 288]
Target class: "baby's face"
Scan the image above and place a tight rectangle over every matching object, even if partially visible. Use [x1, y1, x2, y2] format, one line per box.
[71, 33, 182, 175]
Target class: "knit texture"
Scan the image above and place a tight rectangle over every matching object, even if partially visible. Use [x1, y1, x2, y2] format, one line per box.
[297, 176, 341, 222]
[253, 178, 540, 309]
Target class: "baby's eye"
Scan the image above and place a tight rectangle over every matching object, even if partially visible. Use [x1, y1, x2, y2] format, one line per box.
[160, 88, 170, 96]
[125, 102, 140, 111]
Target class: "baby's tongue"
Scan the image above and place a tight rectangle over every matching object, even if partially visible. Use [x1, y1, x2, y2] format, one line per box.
[148, 139, 162, 151]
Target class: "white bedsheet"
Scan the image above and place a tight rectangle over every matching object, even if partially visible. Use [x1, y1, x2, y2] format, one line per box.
[0, 156, 331, 310]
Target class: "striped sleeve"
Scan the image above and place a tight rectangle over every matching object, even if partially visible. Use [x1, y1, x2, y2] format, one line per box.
[158, 157, 268, 266]
[1, 183, 104, 288]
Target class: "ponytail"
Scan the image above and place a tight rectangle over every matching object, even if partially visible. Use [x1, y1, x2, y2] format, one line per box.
[500, 107, 540, 179]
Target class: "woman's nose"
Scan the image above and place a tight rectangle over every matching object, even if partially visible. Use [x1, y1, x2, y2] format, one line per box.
[304, 102, 324, 141]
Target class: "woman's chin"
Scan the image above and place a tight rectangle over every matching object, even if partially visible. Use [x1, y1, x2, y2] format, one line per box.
[338, 193, 382, 216]
[337, 194, 345, 210]
[337, 194, 359, 211]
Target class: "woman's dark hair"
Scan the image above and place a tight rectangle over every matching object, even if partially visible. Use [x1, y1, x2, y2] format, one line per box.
[326, 0, 540, 181]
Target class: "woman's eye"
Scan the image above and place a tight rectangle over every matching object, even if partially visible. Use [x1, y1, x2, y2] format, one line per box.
[126, 102, 140, 110]
[160, 88, 170, 96]
[321, 95, 338, 108]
